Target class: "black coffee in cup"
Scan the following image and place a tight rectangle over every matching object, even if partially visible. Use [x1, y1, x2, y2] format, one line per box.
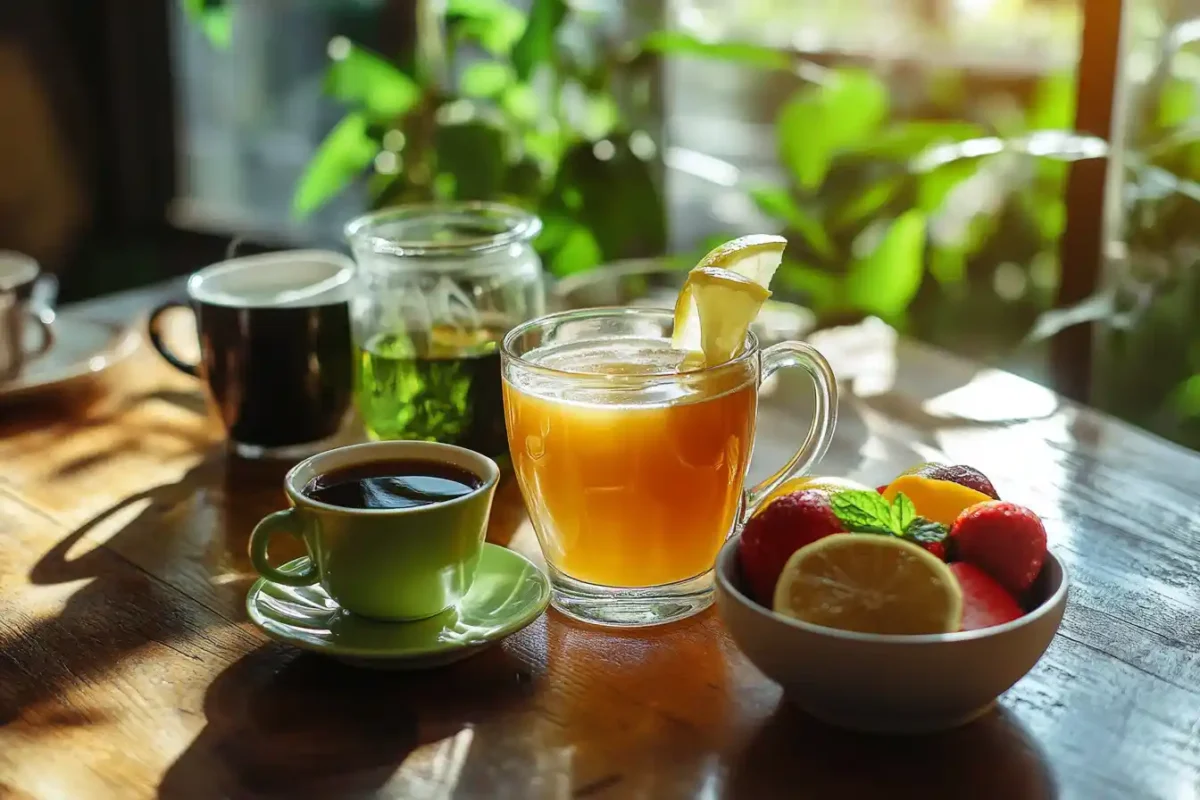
[149, 250, 355, 459]
[302, 459, 482, 510]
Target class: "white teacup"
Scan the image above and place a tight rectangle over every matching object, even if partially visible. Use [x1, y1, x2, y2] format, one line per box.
[0, 252, 55, 382]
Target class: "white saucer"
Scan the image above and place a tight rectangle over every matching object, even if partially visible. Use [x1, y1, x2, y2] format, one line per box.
[0, 316, 139, 402]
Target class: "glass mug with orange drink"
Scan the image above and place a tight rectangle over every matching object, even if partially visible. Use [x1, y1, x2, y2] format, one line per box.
[501, 236, 838, 626]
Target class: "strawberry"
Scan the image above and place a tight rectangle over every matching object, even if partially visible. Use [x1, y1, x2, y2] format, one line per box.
[950, 501, 1047, 594]
[875, 485, 888, 495]
[739, 490, 845, 605]
[950, 562, 1023, 630]
[920, 540, 947, 561]
[906, 463, 1000, 500]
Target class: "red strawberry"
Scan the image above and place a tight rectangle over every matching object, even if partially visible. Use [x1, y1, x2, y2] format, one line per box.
[950, 562, 1023, 630]
[920, 540, 947, 561]
[950, 501, 1047, 594]
[739, 490, 846, 605]
[907, 463, 1000, 500]
[876, 485, 888, 495]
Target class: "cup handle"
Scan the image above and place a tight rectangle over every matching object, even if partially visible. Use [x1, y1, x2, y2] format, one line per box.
[743, 341, 839, 518]
[25, 307, 55, 359]
[249, 509, 320, 587]
[25, 274, 57, 359]
[147, 301, 200, 377]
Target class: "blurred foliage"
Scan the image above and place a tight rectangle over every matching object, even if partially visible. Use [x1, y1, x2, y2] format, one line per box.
[183, 2, 1200, 452]
[1084, 37, 1200, 450]
[183, 0, 1079, 315]
[731, 62, 1080, 336]
[289, 0, 665, 277]
[181, 0, 232, 49]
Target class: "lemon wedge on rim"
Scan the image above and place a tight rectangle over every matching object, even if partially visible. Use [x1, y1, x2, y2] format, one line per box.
[773, 534, 963, 635]
[686, 266, 771, 366]
[672, 234, 787, 365]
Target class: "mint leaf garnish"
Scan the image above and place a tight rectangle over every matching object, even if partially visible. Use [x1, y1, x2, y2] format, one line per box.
[891, 493, 916, 534]
[904, 517, 949, 544]
[831, 490, 897, 535]
[832, 489, 939, 543]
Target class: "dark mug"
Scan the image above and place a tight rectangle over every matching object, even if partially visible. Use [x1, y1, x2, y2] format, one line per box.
[0, 252, 55, 382]
[149, 250, 356, 459]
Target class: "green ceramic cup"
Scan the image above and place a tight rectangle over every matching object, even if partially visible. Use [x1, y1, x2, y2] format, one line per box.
[249, 440, 501, 621]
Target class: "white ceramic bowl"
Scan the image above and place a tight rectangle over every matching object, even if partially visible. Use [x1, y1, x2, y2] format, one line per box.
[715, 534, 1069, 734]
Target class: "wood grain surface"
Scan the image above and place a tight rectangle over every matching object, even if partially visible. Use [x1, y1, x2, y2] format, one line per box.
[1, 284, 1198, 799]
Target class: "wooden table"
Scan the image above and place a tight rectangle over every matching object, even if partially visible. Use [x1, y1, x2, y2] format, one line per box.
[1, 284, 1198, 800]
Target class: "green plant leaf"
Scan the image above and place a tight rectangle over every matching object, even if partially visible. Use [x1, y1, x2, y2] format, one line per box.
[326, 45, 420, 119]
[535, 213, 575, 252]
[550, 224, 603, 276]
[1028, 196, 1066, 242]
[447, 0, 527, 54]
[502, 157, 544, 200]
[451, 10, 527, 56]
[502, 83, 540, 124]
[639, 31, 790, 70]
[583, 93, 621, 140]
[435, 121, 506, 200]
[850, 120, 986, 159]
[523, 127, 562, 168]
[460, 61, 515, 98]
[292, 112, 378, 218]
[834, 176, 903, 228]
[511, 0, 566, 81]
[433, 173, 458, 200]
[1026, 70, 1076, 132]
[749, 186, 834, 257]
[1173, 374, 1200, 418]
[774, 262, 839, 309]
[845, 210, 927, 318]
[548, 136, 666, 263]
[928, 244, 967, 286]
[1158, 77, 1197, 130]
[916, 159, 981, 213]
[182, 0, 232, 49]
[777, 69, 889, 190]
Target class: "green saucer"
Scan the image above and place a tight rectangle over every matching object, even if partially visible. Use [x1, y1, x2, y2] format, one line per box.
[246, 543, 550, 669]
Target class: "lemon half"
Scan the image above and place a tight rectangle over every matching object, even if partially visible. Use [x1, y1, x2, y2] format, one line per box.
[773, 534, 963, 635]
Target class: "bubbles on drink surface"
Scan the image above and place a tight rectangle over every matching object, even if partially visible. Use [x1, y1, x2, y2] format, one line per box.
[509, 338, 749, 408]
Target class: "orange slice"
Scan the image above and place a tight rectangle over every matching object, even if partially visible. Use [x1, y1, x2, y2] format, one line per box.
[773, 534, 963, 635]
[881, 474, 992, 527]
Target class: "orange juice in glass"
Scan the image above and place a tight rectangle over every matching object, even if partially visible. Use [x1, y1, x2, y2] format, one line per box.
[501, 307, 837, 626]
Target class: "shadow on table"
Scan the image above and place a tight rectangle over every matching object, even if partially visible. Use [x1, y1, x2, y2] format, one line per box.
[2, 446, 304, 727]
[727, 702, 1057, 799]
[157, 642, 535, 799]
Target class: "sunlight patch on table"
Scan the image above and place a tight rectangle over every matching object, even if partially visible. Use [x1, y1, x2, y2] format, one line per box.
[807, 316, 898, 397]
[384, 726, 475, 798]
[922, 369, 1059, 422]
[4, 577, 95, 617]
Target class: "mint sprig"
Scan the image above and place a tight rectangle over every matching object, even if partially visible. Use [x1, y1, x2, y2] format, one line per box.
[830, 490, 948, 545]
[829, 490, 894, 534]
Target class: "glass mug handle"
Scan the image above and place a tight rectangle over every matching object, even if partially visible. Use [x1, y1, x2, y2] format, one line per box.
[743, 341, 839, 519]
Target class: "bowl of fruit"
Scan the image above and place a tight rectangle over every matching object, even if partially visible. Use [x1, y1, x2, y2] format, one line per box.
[715, 464, 1068, 735]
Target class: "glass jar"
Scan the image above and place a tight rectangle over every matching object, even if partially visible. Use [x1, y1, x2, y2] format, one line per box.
[344, 203, 545, 458]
